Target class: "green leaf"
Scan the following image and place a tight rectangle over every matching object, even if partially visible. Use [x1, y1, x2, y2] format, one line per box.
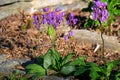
[52, 48, 60, 60]
[60, 66, 75, 75]
[115, 70, 120, 80]
[88, 62, 100, 80]
[113, 9, 120, 15]
[25, 64, 45, 77]
[106, 60, 120, 77]
[47, 26, 55, 37]
[61, 53, 74, 66]
[90, 71, 100, 80]
[74, 66, 88, 76]
[70, 56, 86, 66]
[84, 18, 99, 29]
[106, 62, 115, 77]
[36, 55, 44, 66]
[43, 49, 52, 69]
[51, 48, 61, 65]
[46, 48, 61, 71]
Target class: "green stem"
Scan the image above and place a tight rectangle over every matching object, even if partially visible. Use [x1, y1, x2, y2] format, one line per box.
[51, 36, 56, 49]
[100, 31, 104, 57]
[99, 22, 105, 63]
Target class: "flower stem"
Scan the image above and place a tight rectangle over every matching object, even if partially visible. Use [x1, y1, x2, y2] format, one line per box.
[99, 22, 105, 63]
[100, 31, 104, 58]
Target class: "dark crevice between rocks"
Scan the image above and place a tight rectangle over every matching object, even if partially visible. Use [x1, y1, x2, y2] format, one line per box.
[0, 1, 19, 7]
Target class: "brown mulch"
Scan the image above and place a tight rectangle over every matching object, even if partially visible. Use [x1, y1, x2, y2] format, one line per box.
[0, 9, 120, 65]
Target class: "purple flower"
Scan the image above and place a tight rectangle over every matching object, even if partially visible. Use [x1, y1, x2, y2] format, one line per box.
[68, 30, 73, 36]
[54, 7, 61, 12]
[66, 13, 78, 26]
[35, 25, 40, 29]
[33, 15, 38, 24]
[91, 0, 108, 22]
[32, 15, 40, 29]
[64, 35, 68, 42]
[92, 12, 98, 20]
[43, 7, 49, 12]
[41, 7, 64, 30]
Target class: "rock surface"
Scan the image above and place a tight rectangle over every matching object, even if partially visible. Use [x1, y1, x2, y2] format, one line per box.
[0, 2, 32, 21]
[0, 0, 88, 20]
[0, 54, 32, 74]
[0, 54, 6, 63]
[41, 76, 70, 80]
[0, 59, 28, 68]
[31, 0, 80, 8]
[73, 30, 120, 52]
[0, 0, 19, 6]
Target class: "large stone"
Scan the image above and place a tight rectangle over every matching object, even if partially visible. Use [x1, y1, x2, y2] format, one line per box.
[41, 76, 70, 80]
[0, 2, 32, 21]
[0, 58, 32, 74]
[0, 59, 20, 68]
[0, 0, 19, 6]
[31, 0, 80, 8]
[72, 30, 120, 52]
[0, 0, 88, 21]
[0, 58, 29, 68]
[0, 67, 25, 75]
[19, 0, 33, 2]
[0, 54, 6, 64]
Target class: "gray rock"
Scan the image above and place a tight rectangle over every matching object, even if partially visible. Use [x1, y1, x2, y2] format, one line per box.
[41, 76, 70, 80]
[72, 30, 120, 52]
[0, 58, 30, 68]
[0, 67, 13, 73]
[0, 2, 32, 21]
[0, 54, 6, 64]
[19, 0, 33, 2]
[0, 67, 25, 74]
[0, 59, 20, 68]
[0, 0, 19, 6]
[0, 58, 31, 75]
[31, 0, 80, 9]
[0, 0, 88, 20]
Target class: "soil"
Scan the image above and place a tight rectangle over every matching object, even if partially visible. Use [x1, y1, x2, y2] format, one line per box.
[0, 9, 120, 66]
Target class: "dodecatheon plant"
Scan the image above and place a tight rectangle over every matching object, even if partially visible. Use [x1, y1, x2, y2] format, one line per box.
[64, 13, 77, 42]
[91, 0, 108, 62]
[32, 15, 40, 29]
[91, 0, 108, 23]
[32, 7, 77, 47]
[66, 13, 78, 26]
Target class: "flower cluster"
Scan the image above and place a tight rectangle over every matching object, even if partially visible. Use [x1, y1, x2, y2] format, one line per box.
[64, 13, 77, 42]
[64, 30, 73, 42]
[66, 13, 78, 26]
[32, 7, 78, 42]
[91, 0, 108, 23]
[32, 15, 40, 29]
[41, 7, 64, 29]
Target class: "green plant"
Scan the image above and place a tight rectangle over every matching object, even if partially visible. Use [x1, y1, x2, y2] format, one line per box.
[84, 0, 120, 34]
[84, 0, 120, 63]
[25, 64, 46, 79]
[99, 60, 120, 80]
[74, 60, 120, 80]
[4, 70, 27, 80]
[101, 0, 120, 35]
[25, 48, 87, 78]
[43, 48, 86, 75]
